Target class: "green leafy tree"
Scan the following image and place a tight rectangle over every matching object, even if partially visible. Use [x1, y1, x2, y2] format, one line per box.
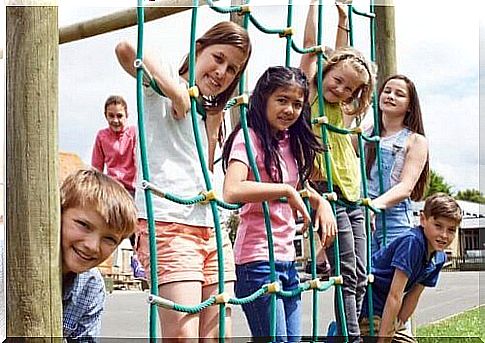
[424, 170, 452, 197]
[455, 189, 485, 204]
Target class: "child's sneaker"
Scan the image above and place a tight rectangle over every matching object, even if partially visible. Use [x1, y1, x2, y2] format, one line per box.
[130, 255, 146, 280]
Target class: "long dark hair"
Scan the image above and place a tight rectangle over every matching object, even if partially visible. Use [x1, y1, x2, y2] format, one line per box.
[222, 66, 323, 183]
[179, 21, 252, 112]
[366, 74, 429, 201]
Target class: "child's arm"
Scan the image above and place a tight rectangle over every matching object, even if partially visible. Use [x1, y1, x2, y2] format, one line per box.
[223, 160, 311, 228]
[306, 184, 337, 247]
[371, 134, 428, 210]
[398, 283, 425, 323]
[91, 133, 105, 173]
[378, 268, 409, 343]
[115, 41, 190, 120]
[299, 1, 318, 84]
[335, 4, 349, 49]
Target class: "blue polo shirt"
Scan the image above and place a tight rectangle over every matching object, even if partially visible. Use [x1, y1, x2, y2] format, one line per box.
[361, 226, 446, 318]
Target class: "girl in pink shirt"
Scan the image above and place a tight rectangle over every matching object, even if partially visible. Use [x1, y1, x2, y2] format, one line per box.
[91, 95, 137, 197]
[222, 66, 337, 341]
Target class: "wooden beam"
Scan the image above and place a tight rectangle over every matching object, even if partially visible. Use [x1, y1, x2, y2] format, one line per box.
[6, 5, 62, 339]
[59, 0, 218, 44]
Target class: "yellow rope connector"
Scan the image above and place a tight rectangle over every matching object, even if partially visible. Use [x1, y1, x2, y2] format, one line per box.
[325, 192, 338, 202]
[367, 274, 375, 284]
[214, 292, 231, 304]
[279, 27, 294, 37]
[235, 94, 249, 106]
[309, 278, 321, 289]
[299, 189, 309, 198]
[238, 4, 251, 14]
[314, 116, 329, 126]
[266, 282, 281, 294]
[361, 198, 373, 207]
[200, 189, 216, 204]
[351, 126, 363, 134]
[331, 275, 344, 285]
[188, 86, 199, 98]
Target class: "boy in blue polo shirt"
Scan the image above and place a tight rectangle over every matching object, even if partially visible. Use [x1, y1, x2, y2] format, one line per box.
[359, 193, 462, 343]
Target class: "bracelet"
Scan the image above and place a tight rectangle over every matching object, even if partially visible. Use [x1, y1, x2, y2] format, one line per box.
[338, 25, 350, 32]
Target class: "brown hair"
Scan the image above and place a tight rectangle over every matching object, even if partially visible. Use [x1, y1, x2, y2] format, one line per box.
[104, 95, 128, 115]
[179, 21, 252, 112]
[316, 46, 376, 117]
[366, 74, 429, 201]
[61, 168, 137, 239]
[423, 192, 462, 226]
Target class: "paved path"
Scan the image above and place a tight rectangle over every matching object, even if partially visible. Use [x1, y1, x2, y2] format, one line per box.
[100, 271, 483, 339]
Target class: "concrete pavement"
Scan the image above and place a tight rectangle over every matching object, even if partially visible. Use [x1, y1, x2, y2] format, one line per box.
[100, 271, 483, 339]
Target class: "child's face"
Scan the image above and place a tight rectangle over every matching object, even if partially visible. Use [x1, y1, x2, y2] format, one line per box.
[105, 103, 127, 133]
[322, 62, 363, 104]
[195, 44, 246, 97]
[62, 206, 123, 274]
[420, 214, 457, 253]
[266, 84, 304, 134]
[379, 78, 410, 116]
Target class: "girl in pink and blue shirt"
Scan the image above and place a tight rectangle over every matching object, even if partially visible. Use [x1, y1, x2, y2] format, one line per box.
[222, 66, 337, 341]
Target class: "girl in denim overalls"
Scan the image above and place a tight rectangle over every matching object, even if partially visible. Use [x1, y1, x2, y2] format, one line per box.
[366, 74, 430, 253]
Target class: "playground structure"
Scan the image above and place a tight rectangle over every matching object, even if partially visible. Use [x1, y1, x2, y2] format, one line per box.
[6, 0, 398, 341]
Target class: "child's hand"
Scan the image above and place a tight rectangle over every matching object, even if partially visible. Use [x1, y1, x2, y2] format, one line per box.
[171, 85, 191, 120]
[287, 187, 311, 231]
[314, 198, 337, 247]
[369, 210, 376, 232]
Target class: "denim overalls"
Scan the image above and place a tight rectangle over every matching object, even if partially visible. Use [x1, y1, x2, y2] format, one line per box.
[369, 128, 414, 253]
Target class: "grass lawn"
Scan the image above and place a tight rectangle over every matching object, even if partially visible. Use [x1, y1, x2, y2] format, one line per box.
[416, 305, 484, 342]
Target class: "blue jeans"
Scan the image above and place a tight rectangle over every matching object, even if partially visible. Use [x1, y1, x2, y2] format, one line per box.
[235, 261, 301, 342]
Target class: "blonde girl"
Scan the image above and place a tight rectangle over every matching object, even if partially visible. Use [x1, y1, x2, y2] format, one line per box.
[300, 2, 376, 341]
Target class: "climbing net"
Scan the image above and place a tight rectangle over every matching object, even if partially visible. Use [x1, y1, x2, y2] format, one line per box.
[134, 0, 387, 341]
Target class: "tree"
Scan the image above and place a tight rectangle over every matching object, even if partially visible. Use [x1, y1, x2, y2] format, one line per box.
[424, 170, 452, 197]
[455, 189, 485, 204]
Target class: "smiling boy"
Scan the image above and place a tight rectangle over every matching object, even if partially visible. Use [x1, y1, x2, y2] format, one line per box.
[61, 168, 137, 341]
[359, 192, 462, 343]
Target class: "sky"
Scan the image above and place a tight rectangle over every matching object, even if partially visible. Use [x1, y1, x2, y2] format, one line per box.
[0, 0, 482, 199]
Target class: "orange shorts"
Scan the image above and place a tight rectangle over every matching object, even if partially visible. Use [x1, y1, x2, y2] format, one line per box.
[135, 219, 236, 286]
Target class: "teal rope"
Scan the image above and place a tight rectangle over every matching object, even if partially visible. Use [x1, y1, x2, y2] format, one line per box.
[135, 2, 159, 341]
[187, 3, 229, 340]
[314, 0, 348, 339]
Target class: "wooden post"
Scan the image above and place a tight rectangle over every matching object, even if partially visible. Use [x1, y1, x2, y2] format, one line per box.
[6, 5, 62, 339]
[374, 0, 397, 90]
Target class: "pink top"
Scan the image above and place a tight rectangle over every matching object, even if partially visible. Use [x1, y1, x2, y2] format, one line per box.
[91, 126, 137, 192]
[229, 129, 299, 264]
